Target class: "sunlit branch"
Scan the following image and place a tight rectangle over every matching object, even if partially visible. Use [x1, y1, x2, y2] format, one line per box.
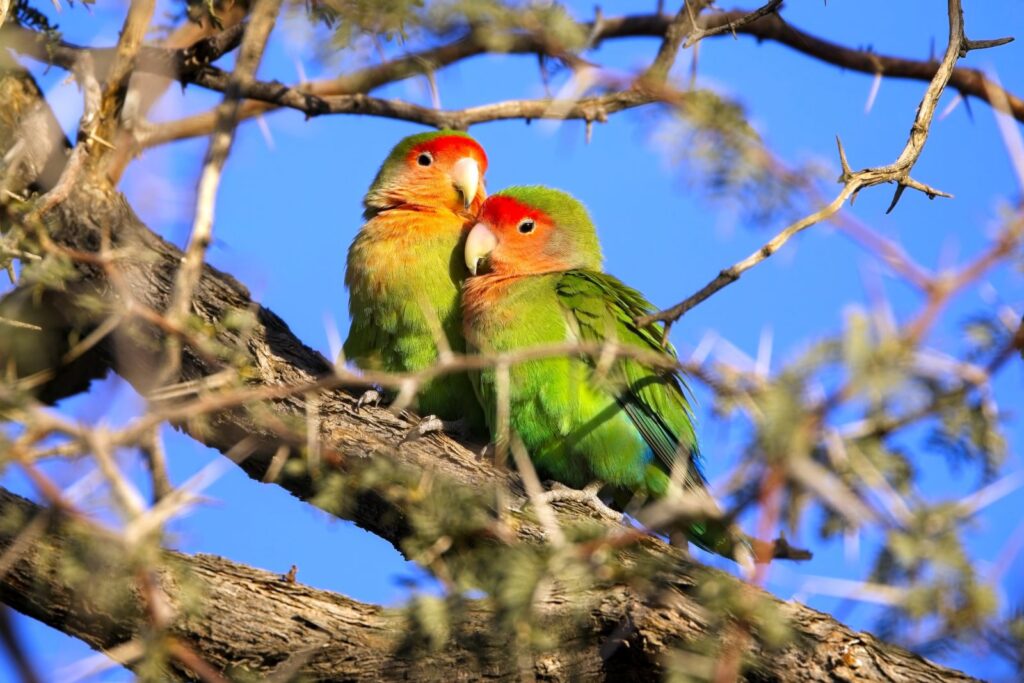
[638, 0, 1001, 329]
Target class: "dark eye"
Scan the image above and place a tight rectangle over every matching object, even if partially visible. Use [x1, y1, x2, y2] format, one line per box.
[518, 219, 535, 234]
[417, 153, 433, 167]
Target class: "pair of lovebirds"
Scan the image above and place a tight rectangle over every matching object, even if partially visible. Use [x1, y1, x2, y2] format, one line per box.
[345, 130, 753, 563]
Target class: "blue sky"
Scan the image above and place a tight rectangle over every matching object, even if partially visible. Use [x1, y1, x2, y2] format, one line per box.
[2, 1, 1023, 680]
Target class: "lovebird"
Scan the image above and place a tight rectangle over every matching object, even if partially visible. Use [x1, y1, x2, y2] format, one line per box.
[461, 186, 744, 559]
[345, 130, 488, 435]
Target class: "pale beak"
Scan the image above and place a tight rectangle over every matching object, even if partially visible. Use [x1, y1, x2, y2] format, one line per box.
[451, 157, 480, 210]
[465, 223, 497, 275]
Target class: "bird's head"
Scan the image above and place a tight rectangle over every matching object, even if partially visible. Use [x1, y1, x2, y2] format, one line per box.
[465, 186, 603, 277]
[365, 130, 488, 216]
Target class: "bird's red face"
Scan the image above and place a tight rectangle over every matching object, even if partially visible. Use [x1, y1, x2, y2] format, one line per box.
[394, 135, 489, 214]
[465, 195, 564, 276]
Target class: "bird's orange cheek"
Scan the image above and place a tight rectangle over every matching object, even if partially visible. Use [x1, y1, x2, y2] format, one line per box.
[393, 169, 457, 207]
[504, 238, 546, 266]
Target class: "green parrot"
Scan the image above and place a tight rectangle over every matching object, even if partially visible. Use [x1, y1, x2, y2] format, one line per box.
[461, 186, 744, 559]
[344, 131, 488, 436]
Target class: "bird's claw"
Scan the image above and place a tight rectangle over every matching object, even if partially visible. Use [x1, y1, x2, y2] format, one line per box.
[400, 416, 467, 444]
[356, 388, 383, 411]
[523, 481, 623, 522]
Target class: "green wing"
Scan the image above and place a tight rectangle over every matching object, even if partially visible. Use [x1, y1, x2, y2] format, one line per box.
[554, 270, 706, 491]
[343, 282, 388, 370]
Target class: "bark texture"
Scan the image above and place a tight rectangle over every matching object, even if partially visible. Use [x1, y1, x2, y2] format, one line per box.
[0, 488, 978, 682]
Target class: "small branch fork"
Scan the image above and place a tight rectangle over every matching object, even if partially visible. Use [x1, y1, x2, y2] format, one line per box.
[683, 0, 782, 49]
[78, 0, 157, 181]
[643, 1, 712, 83]
[637, 0, 1011, 330]
[27, 53, 103, 217]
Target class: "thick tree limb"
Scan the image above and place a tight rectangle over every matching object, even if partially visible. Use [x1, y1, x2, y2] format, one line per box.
[0, 483, 980, 681]
[0, 487, 609, 681]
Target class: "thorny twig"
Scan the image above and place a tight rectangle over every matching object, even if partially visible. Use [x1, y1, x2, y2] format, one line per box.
[637, 0, 1011, 329]
[683, 0, 782, 49]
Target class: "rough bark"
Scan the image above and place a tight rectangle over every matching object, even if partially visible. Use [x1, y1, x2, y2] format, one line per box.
[0, 488, 978, 682]
[0, 47, 980, 683]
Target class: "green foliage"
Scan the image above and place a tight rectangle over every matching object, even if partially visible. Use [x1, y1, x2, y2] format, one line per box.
[17, 251, 77, 291]
[307, 0, 586, 56]
[404, 593, 453, 650]
[927, 394, 1005, 480]
[696, 292, 1013, 653]
[962, 313, 1009, 362]
[841, 308, 910, 402]
[425, 0, 586, 50]
[314, 0, 425, 45]
[662, 570, 793, 682]
[652, 89, 824, 225]
[872, 503, 997, 639]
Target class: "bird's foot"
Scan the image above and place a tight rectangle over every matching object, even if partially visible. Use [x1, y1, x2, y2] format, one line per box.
[750, 534, 813, 563]
[401, 415, 468, 444]
[524, 481, 622, 522]
[356, 388, 384, 411]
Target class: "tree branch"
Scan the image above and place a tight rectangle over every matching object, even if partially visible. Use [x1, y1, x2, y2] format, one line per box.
[160, 79, 655, 133]
[642, 1, 710, 82]
[0, 487, 978, 681]
[120, 7, 1024, 144]
[4, 5, 1020, 152]
[636, 0, 975, 328]
[0, 15, 1003, 682]
[707, 9, 1020, 120]
[0, 22, 246, 83]
[162, 0, 281, 384]
[684, 0, 782, 48]
[91, 0, 156, 160]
